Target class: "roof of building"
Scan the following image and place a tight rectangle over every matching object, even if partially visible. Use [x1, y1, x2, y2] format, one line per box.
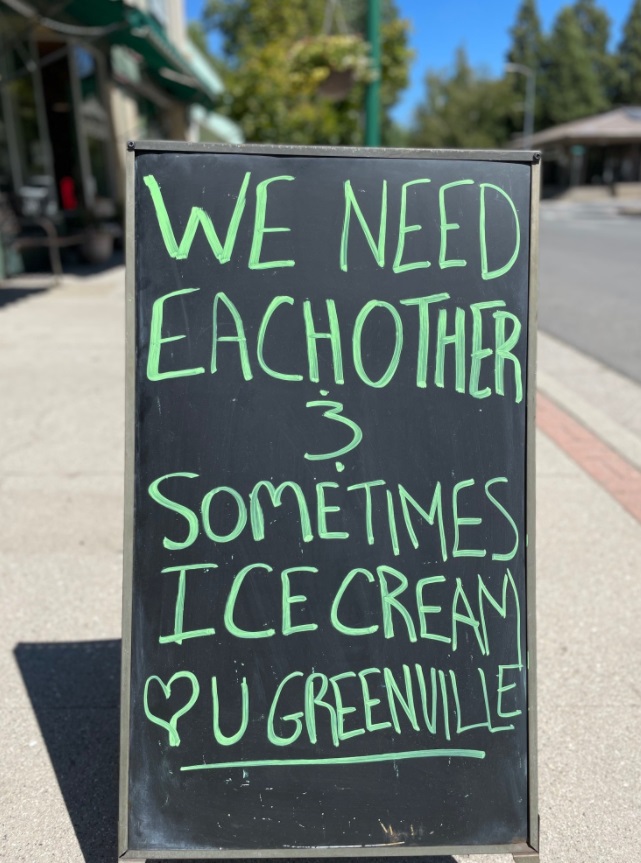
[530, 107, 641, 147]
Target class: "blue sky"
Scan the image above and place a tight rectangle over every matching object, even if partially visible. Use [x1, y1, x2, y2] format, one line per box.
[185, 0, 634, 126]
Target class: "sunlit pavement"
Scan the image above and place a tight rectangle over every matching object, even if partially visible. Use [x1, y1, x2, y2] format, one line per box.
[0, 262, 639, 863]
[540, 199, 641, 220]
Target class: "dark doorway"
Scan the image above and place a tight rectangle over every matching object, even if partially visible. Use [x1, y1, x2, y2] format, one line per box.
[38, 42, 82, 210]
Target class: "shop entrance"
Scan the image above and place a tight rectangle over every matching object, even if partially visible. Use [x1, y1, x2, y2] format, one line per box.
[38, 42, 81, 211]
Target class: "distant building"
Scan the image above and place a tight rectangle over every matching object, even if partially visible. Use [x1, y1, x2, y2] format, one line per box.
[527, 107, 641, 197]
[0, 0, 241, 225]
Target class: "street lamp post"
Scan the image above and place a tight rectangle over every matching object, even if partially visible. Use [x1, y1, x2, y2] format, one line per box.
[505, 62, 536, 150]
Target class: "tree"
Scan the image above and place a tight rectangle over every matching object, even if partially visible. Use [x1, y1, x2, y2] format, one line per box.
[507, 0, 544, 73]
[539, 5, 609, 126]
[574, 0, 616, 100]
[617, 0, 641, 104]
[408, 48, 516, 149]
[505, 0, 545, 132]
[199, 0, 411, 146]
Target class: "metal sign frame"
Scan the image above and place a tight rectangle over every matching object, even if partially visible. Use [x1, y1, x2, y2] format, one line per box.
[120, 141, 540, 862]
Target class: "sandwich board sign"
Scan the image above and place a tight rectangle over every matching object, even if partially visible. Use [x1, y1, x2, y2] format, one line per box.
[120, 142, 539, 861]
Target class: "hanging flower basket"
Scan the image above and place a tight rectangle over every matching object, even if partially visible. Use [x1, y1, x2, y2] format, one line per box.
[289, 34, 375, 101]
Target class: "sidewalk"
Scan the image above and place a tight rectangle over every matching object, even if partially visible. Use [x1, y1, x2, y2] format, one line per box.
[541, 197, 641, 220]
[0, 270, 639, 863]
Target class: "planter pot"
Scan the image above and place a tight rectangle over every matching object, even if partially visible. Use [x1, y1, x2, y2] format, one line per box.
[317, 68, 355, 101]
[81, 228, 114, 264]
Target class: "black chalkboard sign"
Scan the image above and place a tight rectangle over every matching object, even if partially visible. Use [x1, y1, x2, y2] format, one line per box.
[120, 142, 539, 861]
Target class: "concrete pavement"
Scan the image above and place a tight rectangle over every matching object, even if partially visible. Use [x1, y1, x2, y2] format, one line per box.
[0, 266, 640, 863]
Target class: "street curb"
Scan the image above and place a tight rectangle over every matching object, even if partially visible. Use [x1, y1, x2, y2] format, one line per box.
[537, 391, 641, 525]
[538, 369, 641, 472]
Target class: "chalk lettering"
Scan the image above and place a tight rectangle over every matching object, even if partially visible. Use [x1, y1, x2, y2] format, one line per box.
[143, 671, 200, 747]
[249, 175, 296, 269]
[439, 179, 474, 269]
[393, 179, 432, 273]
[281, 567, 318, 636]
[145, 291, 524, 399]
[479, 182, 520, 280]
[147, 289, 205, 381]
[148, 472, 519, 561]
[159, 564, 217, 645]
[340, 180, 387, 271]
[212, 676, 249, 745]
[143, 172, 249, 262]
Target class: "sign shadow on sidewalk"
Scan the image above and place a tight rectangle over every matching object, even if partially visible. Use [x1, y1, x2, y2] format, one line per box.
[15, 640, 456, 863]
[0, 286, 54, 309]
[15, 640, 121, 863]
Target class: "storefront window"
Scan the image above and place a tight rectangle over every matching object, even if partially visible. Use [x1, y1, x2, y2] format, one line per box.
[7, 40, 49, 184]
[0, 90, 11, 191]
[73, 45, 113, 201]
[137, 95, 166, 140]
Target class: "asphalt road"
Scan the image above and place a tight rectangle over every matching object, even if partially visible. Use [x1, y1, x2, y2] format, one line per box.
[538, 213, 641, 383]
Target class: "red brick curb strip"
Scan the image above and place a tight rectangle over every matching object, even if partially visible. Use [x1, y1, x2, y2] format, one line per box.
[537, 391, 641, 524]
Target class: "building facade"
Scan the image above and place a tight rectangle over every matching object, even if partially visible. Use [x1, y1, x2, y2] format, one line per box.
[0, 0, 241, 232]
[527, 107, 641, 198]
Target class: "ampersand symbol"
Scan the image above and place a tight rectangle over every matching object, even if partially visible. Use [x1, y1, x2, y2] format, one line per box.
[304, 399, 363, 461]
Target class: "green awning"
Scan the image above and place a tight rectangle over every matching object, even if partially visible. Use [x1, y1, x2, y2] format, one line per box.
[191, 105, 243, 145]
[45, 0, 220, 107]
[116, 7, 220, 106]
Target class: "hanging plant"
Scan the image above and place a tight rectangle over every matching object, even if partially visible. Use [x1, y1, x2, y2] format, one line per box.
[289, 34, 376, 101]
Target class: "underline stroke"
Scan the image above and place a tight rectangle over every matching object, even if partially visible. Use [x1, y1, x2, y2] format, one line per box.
[181, 748, 486, 772]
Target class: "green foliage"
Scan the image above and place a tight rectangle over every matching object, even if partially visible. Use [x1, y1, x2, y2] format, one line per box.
[508, 0, 543, 73]
[408, 48, 517, 149]
[617, 0, 641, 104]
[574, 0, 616, 99]
[408, 0, 636, 150]
[198, 0, 637, 152]
[289, 34, 376, 88]
[540, 5, 609, 125]
[200, 0, 411, 146]
[506, 0, 544, 131]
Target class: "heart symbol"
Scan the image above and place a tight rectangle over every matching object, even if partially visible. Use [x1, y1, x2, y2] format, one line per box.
[143, 671, 200, 747]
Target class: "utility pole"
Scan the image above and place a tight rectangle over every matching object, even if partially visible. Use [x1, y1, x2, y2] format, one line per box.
[365, 0, 380, 147]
